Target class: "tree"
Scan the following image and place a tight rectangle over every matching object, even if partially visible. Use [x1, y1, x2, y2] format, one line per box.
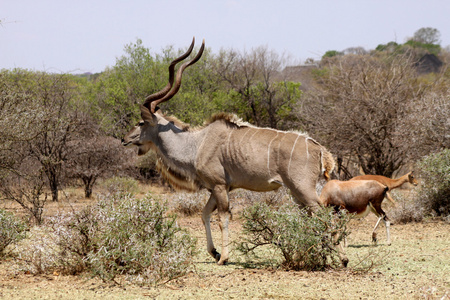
[413, 27, 441, 45]
[92, 39, 186, 137]
[213, 46, 300, 129]
[301, 53, 427, 178]
[1, 70, 86, 202]
[0, 70, 53, 222]
[27, 73, 85, 202]
[0, 158, 48, 225]
[65, 134, 136, 198]
[322, 50, 342, 59]
[397, 76, 450, 158]
[0, 70, 42, 172]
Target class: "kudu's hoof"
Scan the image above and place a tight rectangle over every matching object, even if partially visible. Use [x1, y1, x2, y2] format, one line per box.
[217, 259, 228, 265]
[213, 251, 228, 265]
[342, 258, 349, 268]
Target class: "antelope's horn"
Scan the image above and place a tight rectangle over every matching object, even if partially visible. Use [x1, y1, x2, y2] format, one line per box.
[150, 39, 205, 113]
[143, 37, 195, 107]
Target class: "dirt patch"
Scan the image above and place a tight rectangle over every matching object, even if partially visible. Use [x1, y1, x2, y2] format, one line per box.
[1, 191, 449, 299]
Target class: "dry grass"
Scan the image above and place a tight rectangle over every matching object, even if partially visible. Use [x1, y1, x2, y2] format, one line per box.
[1, 185, 449, 299]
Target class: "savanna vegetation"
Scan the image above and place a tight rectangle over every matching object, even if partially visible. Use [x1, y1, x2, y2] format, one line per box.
[0, 27, 449, 297]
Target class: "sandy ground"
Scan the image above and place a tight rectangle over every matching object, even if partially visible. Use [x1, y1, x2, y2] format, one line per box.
[1, 192, 449, 299]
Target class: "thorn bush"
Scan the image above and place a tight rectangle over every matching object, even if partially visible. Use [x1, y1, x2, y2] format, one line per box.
[14, 193, 197, 285]
[236, 202, 350, 271]
[416, 149, 450, 217]
[85, 193, 198, 285]
[0, 209, 27, 258]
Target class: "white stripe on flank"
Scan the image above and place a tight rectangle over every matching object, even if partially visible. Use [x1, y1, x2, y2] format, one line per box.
[288, 133, 302, 175]
[267, 132, 279, 177]
[226, 131, 233, 157]
[305, 137, 311, 159]
[248, 128, 259, 141]
[239, 127, 251, 145]
[277, 132, 287, 166]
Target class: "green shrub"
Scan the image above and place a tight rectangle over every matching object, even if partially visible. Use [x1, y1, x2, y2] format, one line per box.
[14, 204, 104, 275]
[136, 151, 159, 180]
[15, 193, 197, 284]
[86, 193, 197, 285]
[14, 225, 87, 275]
[236, 203, 350, 271]
[0, 209, 27, 257]
[417, 149, 450, 217]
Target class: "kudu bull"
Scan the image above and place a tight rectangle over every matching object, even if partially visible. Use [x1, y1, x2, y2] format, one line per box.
[122, 38, 337, 265]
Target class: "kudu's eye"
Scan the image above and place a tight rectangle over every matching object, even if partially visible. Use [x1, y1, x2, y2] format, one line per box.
[138, 121, 145, 127]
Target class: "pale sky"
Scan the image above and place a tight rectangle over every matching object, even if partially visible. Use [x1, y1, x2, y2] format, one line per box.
[2, 0, 449, 73]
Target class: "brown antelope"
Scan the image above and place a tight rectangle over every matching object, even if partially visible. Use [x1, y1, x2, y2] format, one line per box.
[122, 38, 337, 265]
[350, 171, 418, 206]
[320, 180, 391, 245]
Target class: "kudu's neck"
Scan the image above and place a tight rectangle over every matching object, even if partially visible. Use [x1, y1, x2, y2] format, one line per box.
[153, 119, 203, 181]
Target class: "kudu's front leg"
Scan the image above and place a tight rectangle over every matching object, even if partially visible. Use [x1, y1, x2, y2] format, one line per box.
[213, 185, 231, 265]
[202, 194, 220, 262]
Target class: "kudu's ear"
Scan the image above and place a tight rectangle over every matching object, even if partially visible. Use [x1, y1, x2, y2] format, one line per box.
[140, 104, 157, 125]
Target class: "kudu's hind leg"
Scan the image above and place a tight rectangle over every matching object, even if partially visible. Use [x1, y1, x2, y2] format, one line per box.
[202, 194, 220, 262]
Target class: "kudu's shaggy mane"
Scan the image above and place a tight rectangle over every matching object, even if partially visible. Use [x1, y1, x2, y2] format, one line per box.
[165, 112, 252, 132]
[204, 112, 252, 128]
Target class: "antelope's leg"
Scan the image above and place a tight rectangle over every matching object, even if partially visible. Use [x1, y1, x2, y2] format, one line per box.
[384, 216, 391, 245]
[372, 216, 383, 244]
[202, 193, 220, 262]
[212, 185, 231, 265]
[370, 204, 390, 245]
[385, 191, 397, 207]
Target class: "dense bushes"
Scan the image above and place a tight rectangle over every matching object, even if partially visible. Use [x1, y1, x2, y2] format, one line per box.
[416, 149, 450, 217]
[389, 149, 449, 223]
[0, 209, 27, 257]
[86, 193, 197, 284]
[13, 193, 197, 285]
[236, 202, 350, 271]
